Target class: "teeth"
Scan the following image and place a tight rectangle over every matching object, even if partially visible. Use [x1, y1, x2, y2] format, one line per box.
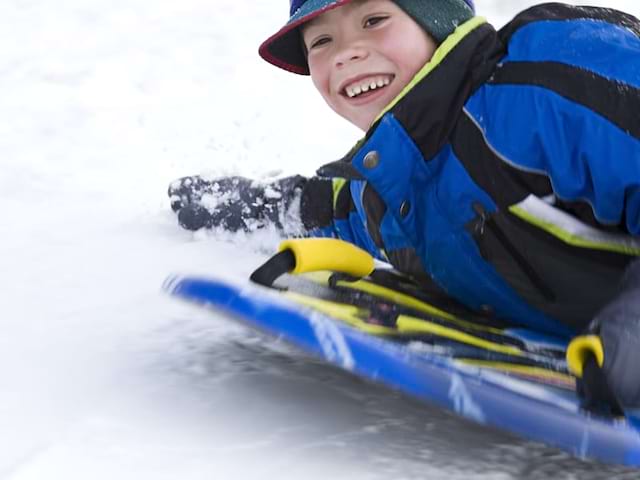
[345, 75, 392, 98]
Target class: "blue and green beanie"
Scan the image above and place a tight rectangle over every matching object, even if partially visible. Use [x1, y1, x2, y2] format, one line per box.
[259, 0, 476, 75]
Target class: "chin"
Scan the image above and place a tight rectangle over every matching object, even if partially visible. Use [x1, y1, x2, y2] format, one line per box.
[358, 111, 382, 131]
[332, 102, 377, 131]
[344, 115, 370, 132]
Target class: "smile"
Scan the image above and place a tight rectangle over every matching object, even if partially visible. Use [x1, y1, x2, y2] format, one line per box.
[342, 75, 394, 98]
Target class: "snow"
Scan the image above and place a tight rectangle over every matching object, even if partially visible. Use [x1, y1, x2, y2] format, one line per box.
[2, 0, 639, 478]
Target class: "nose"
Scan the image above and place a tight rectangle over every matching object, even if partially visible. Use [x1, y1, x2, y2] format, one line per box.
[333, 42, 369, 69]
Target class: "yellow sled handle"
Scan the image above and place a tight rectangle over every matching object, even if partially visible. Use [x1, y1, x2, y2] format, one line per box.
[279, 239, 375, 277]
[566, 335, 604, 378]
[250, 239, 375, 287]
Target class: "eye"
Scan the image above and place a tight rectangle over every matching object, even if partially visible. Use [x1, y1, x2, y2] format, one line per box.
[308, 36, 331, 50]
[363, 15, 389, 28]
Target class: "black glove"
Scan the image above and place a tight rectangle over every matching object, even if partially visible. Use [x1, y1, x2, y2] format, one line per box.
[168, 175, 308, 232]
[582, 259, 640, 410]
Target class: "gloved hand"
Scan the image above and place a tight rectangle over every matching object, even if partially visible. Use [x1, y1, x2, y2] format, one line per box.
[168, 175, 307, 232]
[576, 259, 640, 411]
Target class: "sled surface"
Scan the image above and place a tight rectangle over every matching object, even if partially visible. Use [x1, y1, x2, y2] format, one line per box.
[165, 270, 640, 466]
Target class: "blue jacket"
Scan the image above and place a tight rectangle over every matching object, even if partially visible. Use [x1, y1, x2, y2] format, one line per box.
[300, 4, 640, 337]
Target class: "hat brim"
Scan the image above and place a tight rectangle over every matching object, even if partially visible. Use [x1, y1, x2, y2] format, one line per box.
[259, 0, 355, 75]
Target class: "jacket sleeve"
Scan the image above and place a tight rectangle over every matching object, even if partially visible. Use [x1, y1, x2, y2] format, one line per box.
[466, 82, 640, 235]
[466, 9, 640, 234]
[528, 95, 638, 235]
[300, 176, 386, 261]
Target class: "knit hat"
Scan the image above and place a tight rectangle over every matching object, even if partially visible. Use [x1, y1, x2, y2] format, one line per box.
[259, 0, 475, 75]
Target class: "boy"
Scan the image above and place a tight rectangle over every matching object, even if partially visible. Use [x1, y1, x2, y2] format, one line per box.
[169, 1, 640, 409]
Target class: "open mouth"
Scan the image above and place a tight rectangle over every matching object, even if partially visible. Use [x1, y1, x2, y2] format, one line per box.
[341, 74, 395, 99]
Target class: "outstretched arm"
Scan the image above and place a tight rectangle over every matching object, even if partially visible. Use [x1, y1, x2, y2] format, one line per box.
[167, 174, 384, 260]
[169, 175, 308, 235]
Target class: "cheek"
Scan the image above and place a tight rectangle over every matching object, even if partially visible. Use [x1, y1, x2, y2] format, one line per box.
[309, 61, 335, 105]
[380, 31, 437, 77]
[412, 38, 437, 69]
[409, 36, 437, 72]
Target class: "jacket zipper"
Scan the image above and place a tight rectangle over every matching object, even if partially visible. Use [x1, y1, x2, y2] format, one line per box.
[473, 202, 556, 303]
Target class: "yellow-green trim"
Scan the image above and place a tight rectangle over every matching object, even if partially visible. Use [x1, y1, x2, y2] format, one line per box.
[285, 290, 526, 355]
[331, 178, 347, 210]
[337, 276, 458, 321]
[284, 291, 399, 336]
[301, 270, 505, 335]
[372, 16, 487, 126]
[335, 277, 504, 335]
[397, 315, 523, 356]
[509, 205, 640, 256]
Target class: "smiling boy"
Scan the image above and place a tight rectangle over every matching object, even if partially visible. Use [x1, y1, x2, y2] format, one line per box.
[169, 1, 640, 410]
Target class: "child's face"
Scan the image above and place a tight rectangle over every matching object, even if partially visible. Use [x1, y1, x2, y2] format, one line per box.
[302, 0, 437, 131]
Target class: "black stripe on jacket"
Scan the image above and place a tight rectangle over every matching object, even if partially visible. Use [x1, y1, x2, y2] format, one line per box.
[489, 62, 640, 141]
[451, 110, 553, 208]
[499, 3, 640, 40]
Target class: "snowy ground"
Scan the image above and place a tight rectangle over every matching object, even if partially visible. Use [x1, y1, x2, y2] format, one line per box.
[2, 1, 640, 478]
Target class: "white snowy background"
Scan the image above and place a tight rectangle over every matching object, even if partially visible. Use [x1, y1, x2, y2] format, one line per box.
[2, 1, 640, 478]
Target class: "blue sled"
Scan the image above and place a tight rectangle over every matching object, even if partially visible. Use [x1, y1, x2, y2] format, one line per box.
[164, 275, 640, 467]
